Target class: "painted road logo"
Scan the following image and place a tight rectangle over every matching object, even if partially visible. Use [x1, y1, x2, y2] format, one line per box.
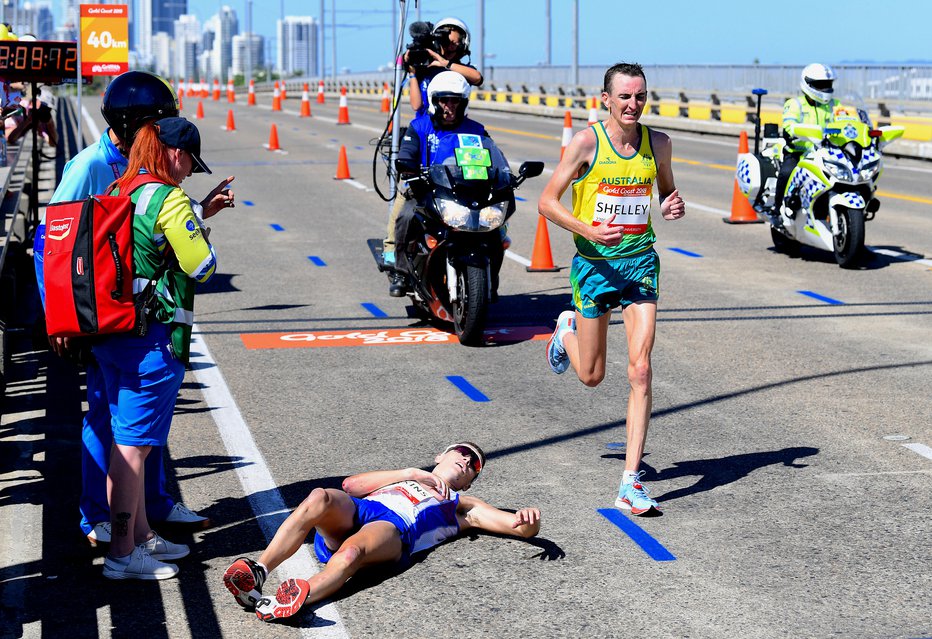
[240, 326, 551, 349]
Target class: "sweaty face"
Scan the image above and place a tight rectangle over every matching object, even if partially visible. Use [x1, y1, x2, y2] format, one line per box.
[435, 447, 479, 490]
[603, 74, 647, 126]
[438, 96, 461, 124]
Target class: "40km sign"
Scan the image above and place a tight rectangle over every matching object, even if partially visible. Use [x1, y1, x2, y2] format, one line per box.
[80, 3, 128, 75]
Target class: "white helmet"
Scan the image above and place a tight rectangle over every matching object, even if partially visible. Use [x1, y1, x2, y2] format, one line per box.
[433, 17, 470, 57]
[427, 71, 471, 124]
[800, 63, 837, 104]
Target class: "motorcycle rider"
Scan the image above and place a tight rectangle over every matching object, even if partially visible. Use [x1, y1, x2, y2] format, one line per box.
[774, 63, 842, 217]
[388, 71, 490, 295]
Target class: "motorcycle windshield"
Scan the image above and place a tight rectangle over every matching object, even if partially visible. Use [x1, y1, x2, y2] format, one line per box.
[427, 134, 513, 191]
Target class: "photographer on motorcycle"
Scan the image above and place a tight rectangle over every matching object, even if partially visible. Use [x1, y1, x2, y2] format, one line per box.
[774, 63, 842, 217]
[389, 71, 491, 296]
[404, 17, 482, 116]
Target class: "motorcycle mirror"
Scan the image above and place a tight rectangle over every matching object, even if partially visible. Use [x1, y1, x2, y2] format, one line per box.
[518, 161, 545, 179]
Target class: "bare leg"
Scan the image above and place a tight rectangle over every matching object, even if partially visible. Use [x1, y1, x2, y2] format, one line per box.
[258, 488, 356, 574]
[108, 443, 151, 557]
[564, 311, 611, 388]
[305, 521, 402, 605]
[620, 302, 657, 473]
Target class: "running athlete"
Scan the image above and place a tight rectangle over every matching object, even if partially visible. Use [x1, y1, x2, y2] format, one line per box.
[223, 442, 541, 622]
[537, 62, 686, 516]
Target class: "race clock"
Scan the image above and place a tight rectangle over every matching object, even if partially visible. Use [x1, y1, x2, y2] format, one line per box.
[0, 41, 79, 84]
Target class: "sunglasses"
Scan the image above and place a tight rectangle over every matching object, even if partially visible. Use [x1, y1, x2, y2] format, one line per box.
[450, 446, 482, 473]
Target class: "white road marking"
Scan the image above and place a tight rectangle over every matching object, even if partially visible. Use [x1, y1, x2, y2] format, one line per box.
[504, 249, 532, 267]
[685, 201, 729, 217]
[80, 101, 102, 141]
[866, 246, 932, 267]
[902, 442, 932, 461]
[189, 328, 349, 639]
[342, 178, 369, 191]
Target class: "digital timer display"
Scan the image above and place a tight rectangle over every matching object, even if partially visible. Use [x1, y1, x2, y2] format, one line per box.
[0, 41, 78, 83]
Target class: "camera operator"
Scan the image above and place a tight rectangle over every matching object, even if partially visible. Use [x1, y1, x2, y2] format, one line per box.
[404, 17, 482, 115]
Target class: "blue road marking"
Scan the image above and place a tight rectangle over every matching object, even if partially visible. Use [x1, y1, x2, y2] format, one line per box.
[798, 290, 844, 305]
[270, 224, 285, 232]
[668, 247, 702, 258]
[241, 200, 254, 206]
[606, 442, 626, 450]
[307, 256, 326, 266]
[354, 146, 365, 151]
[446, 376, 490, 402]
[515, 195, 527, 202]
[597, 509, 676, 561]
[361, 302, 387, 317]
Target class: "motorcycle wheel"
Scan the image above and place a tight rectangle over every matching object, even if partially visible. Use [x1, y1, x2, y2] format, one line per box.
[770, 226, 800, 256]
[833, 207, 865, 268]
[452, 263, 489, 346]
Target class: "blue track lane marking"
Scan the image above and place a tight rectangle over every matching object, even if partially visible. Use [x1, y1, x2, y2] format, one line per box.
[307, 256, 326, 266]
[361, 303, 387, 317]
[668, 247, 702, 258]
[241, 200, 254, 206]
[446, 376, 490, 402]
[270, 224, 285, 231]
[597, 509, 676, 561]
[515, 195, 527, 201]
[798, 290, 844, 305]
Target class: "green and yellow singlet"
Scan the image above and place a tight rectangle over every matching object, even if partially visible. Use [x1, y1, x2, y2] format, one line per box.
[571, 122, 658, 259]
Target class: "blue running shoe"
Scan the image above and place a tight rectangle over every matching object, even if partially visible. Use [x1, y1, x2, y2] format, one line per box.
[547, 310, 576, 374]
[614, 471, 661, 515]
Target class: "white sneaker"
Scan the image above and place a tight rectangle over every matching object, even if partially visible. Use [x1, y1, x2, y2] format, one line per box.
[87, 522, 112, 546]
[139, 532, 189, 561]
[102, 547, 179, 580]
[164, 502, 209, 525]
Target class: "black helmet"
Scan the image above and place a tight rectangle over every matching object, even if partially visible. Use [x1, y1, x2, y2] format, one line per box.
[101, 71, 179, 146]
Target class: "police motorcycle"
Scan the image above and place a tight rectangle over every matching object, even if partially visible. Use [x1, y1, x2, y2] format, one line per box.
[736, 93, 904, 268]
[369, 134, 543, 346]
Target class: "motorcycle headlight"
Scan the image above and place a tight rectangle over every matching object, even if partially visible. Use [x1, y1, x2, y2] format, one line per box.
[436, 198, 473, 229]
[479, 202, 507, 229]
[859, 160, 881, 180]
[824, 160, 854, 182]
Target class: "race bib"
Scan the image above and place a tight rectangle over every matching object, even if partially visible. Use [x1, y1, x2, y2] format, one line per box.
[370, 480, 432, 506]
[593, 183, 652, 233]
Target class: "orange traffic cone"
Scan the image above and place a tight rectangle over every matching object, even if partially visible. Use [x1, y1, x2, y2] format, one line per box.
[334, 145, 352, 179]
[186, 78, 194, 97]
[300, 83, 311, 117]
[178, 93, 183, 111]
[200, 81, 208, 99]
[272, 83, 282, 111]
[380, 83, 390, 113]
[724, 130, 763, 224]
[317, 80, 325, 104]
[195, 101, 204, 119]
[587, 97, 599, 125]
[224, 109, 236, 132]
[337, 87, 351, 125]
[247, 79, 256, 106]
[281, 83, 287, 101]
[212, 79, 221, 101]
[266, 124, 280, 151]
[526, 216, 559, 272]
[227, 79, 235, 103]
[560, 111, 573, 159]
[178, 79, 185, 96]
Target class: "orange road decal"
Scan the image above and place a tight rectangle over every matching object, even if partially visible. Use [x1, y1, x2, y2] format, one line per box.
[240, 326, 552, 349]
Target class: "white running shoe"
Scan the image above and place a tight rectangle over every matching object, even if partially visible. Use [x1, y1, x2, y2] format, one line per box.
[87, 522, 111, 546]
[102, 547, 179, 580]
[547, 310, 576, 374]
[139, 533, 190, 561]
[164, 503, 208, 525]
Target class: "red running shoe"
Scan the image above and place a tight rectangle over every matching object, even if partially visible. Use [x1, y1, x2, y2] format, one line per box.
[255, 578, 311, 622]
[222, 557, 266, 610]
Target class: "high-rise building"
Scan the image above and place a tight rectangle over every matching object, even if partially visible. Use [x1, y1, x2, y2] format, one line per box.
[151, 32, 172, 78]
[277, 16, 317, 78]
[174, 14, 201, 82]
[9, 1, 55, 39]
[231, 33, 264, 78]
[152, 1, 187, 38]
[204, 6, 238, 83]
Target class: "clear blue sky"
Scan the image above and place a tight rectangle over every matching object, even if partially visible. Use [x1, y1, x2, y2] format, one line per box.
[61, 0, 932, 71]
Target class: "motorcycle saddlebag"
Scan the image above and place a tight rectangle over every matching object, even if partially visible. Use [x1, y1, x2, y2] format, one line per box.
[43, 195, 137, 338]
[736, 152, 776, 206]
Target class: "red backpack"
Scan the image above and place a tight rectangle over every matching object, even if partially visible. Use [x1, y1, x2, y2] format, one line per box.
[43, 174, 166, 338]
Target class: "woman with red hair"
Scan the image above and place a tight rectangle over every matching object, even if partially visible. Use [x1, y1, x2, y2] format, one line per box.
[98, 117, 223, 580]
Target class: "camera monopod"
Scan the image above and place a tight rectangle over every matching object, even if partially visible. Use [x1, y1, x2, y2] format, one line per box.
[751, 88, 768, 154]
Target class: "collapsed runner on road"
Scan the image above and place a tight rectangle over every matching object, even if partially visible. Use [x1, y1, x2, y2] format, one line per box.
[537, 62, 686, 516]
[223, 442, 541, 622]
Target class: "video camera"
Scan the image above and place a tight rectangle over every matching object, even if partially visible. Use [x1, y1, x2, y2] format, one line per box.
[406, 21, 441, 69]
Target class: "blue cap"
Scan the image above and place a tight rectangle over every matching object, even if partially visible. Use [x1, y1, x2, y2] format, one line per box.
[154, 116, 211, 174]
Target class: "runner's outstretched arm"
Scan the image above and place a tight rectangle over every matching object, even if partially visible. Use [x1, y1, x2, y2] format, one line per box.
[457, 495, 541, 538]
